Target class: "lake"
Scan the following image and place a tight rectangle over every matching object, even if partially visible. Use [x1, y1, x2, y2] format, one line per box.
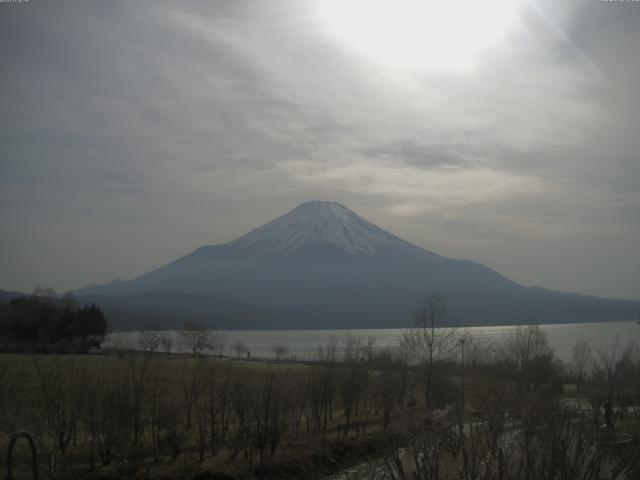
[107, 320, 640, 363]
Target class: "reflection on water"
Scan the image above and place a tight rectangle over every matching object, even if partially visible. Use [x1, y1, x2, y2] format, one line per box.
[107, 320, 639, 363]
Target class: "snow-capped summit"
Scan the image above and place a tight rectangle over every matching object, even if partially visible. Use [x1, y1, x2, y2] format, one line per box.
[226, 201, 412, 255]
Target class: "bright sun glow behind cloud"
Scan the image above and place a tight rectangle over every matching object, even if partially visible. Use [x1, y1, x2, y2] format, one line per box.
[316, 0, 520, 72]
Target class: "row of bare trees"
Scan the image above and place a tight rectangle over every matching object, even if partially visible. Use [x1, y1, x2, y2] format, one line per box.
[128, 324, 289, 360]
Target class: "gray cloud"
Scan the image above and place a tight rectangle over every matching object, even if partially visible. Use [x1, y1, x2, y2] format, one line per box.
[0, 0, 638, 300]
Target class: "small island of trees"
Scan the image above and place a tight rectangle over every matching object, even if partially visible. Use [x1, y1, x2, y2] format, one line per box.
[0, 287, 107, 352]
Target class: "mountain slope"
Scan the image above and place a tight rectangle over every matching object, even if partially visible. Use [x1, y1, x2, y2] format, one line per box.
[77, 201, 639, 329]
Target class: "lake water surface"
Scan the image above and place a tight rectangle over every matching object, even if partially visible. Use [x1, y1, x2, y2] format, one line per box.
[108, 320, 640, 363]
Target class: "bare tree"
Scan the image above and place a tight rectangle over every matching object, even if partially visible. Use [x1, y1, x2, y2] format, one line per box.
[179, 358, 207, 452]
[401, 294, 454, 408]
[270, 344, 289, 362]
[499, 324, 558, 395]
[340, 335, 369, 437]
[179, 322, 211, 356]
[60, 291, 78, 310]
[210, 331, 227, 357]
[138, 331, 160, 355]
[371, 348, 403, 429]
[159, 334, 173, 356]
[358, 335, 377, 362]
[587, 338, 639, 426]
[570, 338, 592, 392]
[124, 352, 154, 472]
[253, 368, 291, 461]
[316, 335, 339, 433]
[33, 285, 57, 298]
[31, 355, 88, 475]
[202, 361, 234, 456]
[231, 339, 248, 358]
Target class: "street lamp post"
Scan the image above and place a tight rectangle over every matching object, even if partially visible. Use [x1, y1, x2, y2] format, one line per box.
[460, 337, 466, 411]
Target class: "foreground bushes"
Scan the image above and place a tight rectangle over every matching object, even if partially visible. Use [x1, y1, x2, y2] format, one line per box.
[0, 342, 412, 479]
[0, 326, 639, 480]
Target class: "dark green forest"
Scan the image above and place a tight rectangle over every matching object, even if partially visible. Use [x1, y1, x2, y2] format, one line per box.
[0, 293, 107, 352]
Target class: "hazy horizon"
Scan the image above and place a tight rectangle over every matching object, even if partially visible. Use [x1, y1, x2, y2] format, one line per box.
[1, 1, 639, 301]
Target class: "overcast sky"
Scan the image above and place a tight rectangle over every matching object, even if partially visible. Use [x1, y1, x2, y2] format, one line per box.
[1, 0, 639, 300]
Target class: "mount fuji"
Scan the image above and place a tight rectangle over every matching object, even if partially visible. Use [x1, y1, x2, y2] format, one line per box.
[77, 201, 638, 330]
